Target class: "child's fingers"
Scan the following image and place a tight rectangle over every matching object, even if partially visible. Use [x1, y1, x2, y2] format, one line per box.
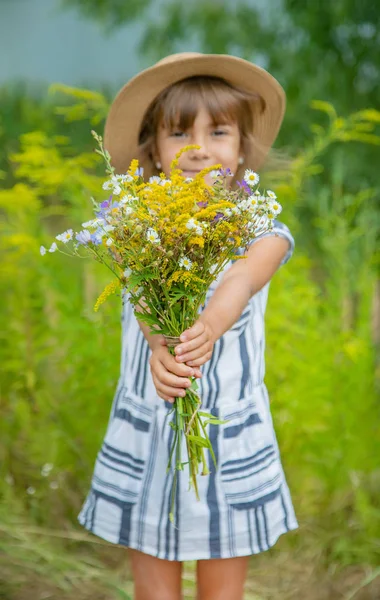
[175, 341, 211, 364]
[185, 351, 213, 367]
[155, 362, 192, 389]
[175, 331, 208, 358]
[151, 372, 187, 401]
[161, 351, 194, 378]
[179, 320, 205, 342]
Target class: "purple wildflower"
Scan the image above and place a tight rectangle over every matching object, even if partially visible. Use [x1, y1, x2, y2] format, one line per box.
[237, 180, 251, 194]
[212, 212, 224, 223]
[197, 201, 208, 208]
[90, 230, 103, 245]
[76, 230, 91, 245]
[96, 197, 119, 219]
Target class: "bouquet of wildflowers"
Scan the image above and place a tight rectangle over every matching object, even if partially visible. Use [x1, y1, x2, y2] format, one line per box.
[41, 131, 282, 520]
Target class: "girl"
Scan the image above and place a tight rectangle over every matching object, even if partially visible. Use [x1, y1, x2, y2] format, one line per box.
[78, 52, 298, 600]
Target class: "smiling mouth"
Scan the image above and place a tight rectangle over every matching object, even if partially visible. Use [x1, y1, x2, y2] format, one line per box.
[180, 169, 203, 176]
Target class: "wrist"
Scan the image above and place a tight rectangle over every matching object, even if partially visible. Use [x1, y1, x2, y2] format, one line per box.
[149, 334, 164, 352]
[198, 314, 218, 345]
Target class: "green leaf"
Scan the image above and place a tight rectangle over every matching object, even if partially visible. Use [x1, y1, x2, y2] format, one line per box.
[190, 379, 199, 391]
[186, 434, 210, 448]
[202, 418, 229, 426]
[134, 311, 160, 328]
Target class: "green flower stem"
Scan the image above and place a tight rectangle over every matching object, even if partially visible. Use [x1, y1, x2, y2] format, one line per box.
[195, 416, 210, 476]
[166, 342, 219, 523]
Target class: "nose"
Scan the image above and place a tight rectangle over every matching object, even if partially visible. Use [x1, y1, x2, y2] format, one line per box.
[187, 132, 211, 160]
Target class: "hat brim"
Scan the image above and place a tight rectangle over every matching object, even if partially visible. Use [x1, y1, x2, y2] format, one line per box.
[104, 54, 286, 174]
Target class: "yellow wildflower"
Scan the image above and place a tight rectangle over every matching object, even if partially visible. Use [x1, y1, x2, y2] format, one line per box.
[94, 279, 121, 312]
[127, 159, 140, 178]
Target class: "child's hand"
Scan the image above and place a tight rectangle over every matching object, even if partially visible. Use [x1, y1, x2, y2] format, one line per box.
[149, 342, 202, 404]
[173, 319, 215, 367]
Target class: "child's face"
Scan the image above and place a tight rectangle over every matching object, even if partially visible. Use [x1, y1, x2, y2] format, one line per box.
[155, 103, 241, 185]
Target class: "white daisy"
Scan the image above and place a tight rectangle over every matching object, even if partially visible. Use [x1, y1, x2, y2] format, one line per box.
[237, 200, 249, 211]
[26, 486, 36, 495]
[186, 218, 197, 230]
[119, 194, 136, 206]
[267, 190, 277, 199]
[40, 245, 47, 256]
[210, 169, 222, 179]
[146, 228, 160, 244]
[124, 206, 134, 215]
[115, 174, 133, 183]
[82, 218, 103, 229]
[106, 238, 113, 247]
[179, 256, 193, 270]
[112, 184, 122, 196]
[149, 176, 161, 184]
[102, 179, 122, 195]
[246, 196, 258, 209]
[56, 229, 73, 243]
[269, 199, 282, 215]
[195, 225, 203, 236]
[123, 268, 132, 278]
[48, 242, 58, 253]
[224, 208, 233, 217]
[244, 169, 260, 187]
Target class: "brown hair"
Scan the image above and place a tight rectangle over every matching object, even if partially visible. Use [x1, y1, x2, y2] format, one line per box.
[137, 75, 268, 181]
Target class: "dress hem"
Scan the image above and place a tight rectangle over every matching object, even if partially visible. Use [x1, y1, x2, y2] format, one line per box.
[78, 514, 299, 562]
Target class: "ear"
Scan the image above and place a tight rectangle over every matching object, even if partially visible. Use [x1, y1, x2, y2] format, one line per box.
[151, 138, 160, 163]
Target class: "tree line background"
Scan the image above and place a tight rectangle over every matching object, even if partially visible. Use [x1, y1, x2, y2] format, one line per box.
[1, 1, 379, 598]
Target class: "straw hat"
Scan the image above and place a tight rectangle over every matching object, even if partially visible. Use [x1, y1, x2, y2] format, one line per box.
[104, 52, 286, 174]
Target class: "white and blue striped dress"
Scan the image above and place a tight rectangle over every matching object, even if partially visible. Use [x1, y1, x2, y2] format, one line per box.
[78, 220, 299, 561]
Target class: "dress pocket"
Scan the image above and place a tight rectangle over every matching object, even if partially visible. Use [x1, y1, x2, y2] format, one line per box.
[219, 388, 282, 510]
[92, 387, 155, 505]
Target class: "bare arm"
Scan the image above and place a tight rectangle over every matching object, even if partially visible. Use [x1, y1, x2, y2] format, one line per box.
[174, 235, 291, 366]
